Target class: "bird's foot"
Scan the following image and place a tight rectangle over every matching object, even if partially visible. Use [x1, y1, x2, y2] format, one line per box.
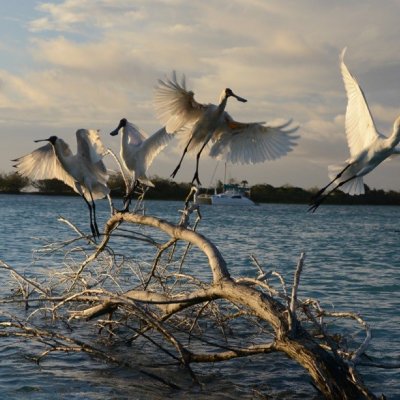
[307, 203, 319, 213]
[89, 224, 98, 241]
[309, 188, 325, 203]
[94, 222, 101, 238]
[114, 207, 130, 214]
[191, 172, 201, 186]
[307, 196, 325, 213]
[170, 164, 181, 179]
[122, 195, 132, 212]
[110, 205, 119, 215]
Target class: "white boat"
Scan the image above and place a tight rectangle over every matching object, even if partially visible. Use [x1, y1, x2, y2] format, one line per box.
[196, 193, 212, 205]
[210, 184, 256, 206]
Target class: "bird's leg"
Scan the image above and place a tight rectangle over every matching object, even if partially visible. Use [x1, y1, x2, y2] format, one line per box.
[82, 195, 98, 238]
[308, 174, 357, 213]
[191, 140, 209, 186]
[171, 136, 194, 179]
[123, 179, 138, 212]
[89, 192, 101, 237]
[310, 163, 352, 202]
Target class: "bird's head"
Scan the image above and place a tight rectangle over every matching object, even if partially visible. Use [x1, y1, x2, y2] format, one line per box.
[224, 88, 247, 103]
[34, 136, 58, 145]
[110, 118, 127, 136]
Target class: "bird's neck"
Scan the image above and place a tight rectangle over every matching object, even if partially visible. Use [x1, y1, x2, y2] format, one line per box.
[389, 126, 400, 148]
[53, 141, 73, 174]
[217, 95, 229, 115]
[120, 128, 134, 173]
[53, 140, 68, 163]
[121, 128, 130, 153]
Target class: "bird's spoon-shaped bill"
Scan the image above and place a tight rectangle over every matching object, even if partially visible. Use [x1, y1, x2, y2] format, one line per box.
[232, 93, 247, 102]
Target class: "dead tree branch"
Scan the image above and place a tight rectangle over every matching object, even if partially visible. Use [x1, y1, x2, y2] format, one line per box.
[1, 205, 387, 399]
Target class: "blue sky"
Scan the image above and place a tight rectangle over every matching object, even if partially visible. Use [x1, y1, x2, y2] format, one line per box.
[1, 0, 400, 190]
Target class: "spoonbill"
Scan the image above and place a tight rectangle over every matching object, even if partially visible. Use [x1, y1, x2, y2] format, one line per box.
[109, 118, 172, 211]
[13, 129, 111, 237]
[309, 49, 400, 212]
[154, 72, 299, 185]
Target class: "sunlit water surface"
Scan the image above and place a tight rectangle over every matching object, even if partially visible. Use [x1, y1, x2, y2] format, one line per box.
[0, 194, 399, 399]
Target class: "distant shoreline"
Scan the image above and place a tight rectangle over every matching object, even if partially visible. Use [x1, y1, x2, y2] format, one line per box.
[2, 172, 400, 205]
[1, 189, 400, 206]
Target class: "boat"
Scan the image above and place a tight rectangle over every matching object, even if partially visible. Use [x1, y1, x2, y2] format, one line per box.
[196, 193, 212, 205]
[210, 184, 256, 206]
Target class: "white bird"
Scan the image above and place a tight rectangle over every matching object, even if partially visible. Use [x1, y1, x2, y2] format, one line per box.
[309, 48, 400, 212]
[109, 118, 172, 210]
[154, 72, 299, 185]
[13, 129, 110, 237]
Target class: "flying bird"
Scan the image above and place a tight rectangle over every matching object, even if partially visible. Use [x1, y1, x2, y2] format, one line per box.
[13, 129, 111, 237]
[154, 72, 299, 185]
[109, 118, 172, 211]
[309, 48, 400, 212]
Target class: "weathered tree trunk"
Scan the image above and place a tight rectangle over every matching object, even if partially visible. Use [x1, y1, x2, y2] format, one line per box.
[77, 212, 375, 399]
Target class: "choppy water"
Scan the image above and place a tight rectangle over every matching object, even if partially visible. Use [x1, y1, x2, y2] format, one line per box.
[0, 194, 399, 399]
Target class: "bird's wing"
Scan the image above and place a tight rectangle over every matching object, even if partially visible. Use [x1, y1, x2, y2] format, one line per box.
[340, 48, 381, 158]
[142, 127, 173, 170]
[125, 120, 147, 147]
[76, 129, 108, 164]
[154, 71, 205, 133]
[13, 143, 77, 189]
[76, 129, 108, 182]
[209, 115, 299, 164]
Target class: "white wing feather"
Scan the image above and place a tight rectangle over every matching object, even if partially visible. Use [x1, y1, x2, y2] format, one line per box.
[209, 117, 299, 164]
[76, 129, 107, 164]
[13, 143, 78, 191]
[122, 121, 173, 187]
[76, 129, 109, 188]
[124, 121, 147, 147]
[154, 71, 204, 133]
[341, 48, 380, 158]
[142, 127, 173, 171]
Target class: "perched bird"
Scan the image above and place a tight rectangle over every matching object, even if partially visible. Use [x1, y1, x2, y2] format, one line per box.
[109, 118, 172, 210]
[309, 49, 400, 212]
[154, 72, 299, 185]
[13, 129, 110, 237]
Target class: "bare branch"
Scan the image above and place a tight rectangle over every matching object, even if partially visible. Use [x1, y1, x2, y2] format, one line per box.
[289, 252, 306, 331]
[0, 259, 48, 296]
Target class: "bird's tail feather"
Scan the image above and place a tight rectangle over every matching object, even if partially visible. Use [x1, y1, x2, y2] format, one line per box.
[137, 176, 155, 188]
[340, 177, 365, 195]
[83, 184, 110, 201]
[328, 163, 365, 195]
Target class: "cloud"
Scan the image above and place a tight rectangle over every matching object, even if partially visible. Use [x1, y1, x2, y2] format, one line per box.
[2, 0, 400, 191]
[0, 69, 49, 109]
[30, 0, 146, 32]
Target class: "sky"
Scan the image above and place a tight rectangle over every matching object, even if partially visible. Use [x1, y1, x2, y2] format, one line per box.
[1, 0, 400, 190]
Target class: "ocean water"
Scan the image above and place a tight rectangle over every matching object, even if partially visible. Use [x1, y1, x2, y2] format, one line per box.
[0, 194, 399, 399]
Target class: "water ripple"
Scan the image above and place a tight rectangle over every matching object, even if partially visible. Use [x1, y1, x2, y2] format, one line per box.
[0, 196, 399, 398]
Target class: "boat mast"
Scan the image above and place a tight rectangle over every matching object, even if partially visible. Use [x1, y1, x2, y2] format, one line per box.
[224, 162, 227, 187]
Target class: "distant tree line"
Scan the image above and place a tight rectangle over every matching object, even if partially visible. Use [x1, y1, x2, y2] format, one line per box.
[1, 171, 400, 205]
[0, 172, 30, 193]
[250, 183, 400, 205]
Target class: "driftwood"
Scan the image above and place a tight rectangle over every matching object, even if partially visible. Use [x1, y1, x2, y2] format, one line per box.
[0, 191, 392, 399]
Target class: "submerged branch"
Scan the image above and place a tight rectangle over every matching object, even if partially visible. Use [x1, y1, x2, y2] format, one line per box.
[1, 201, 383, 399]
[0, 319, 181, 389]
[0, 259, 48, 296]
